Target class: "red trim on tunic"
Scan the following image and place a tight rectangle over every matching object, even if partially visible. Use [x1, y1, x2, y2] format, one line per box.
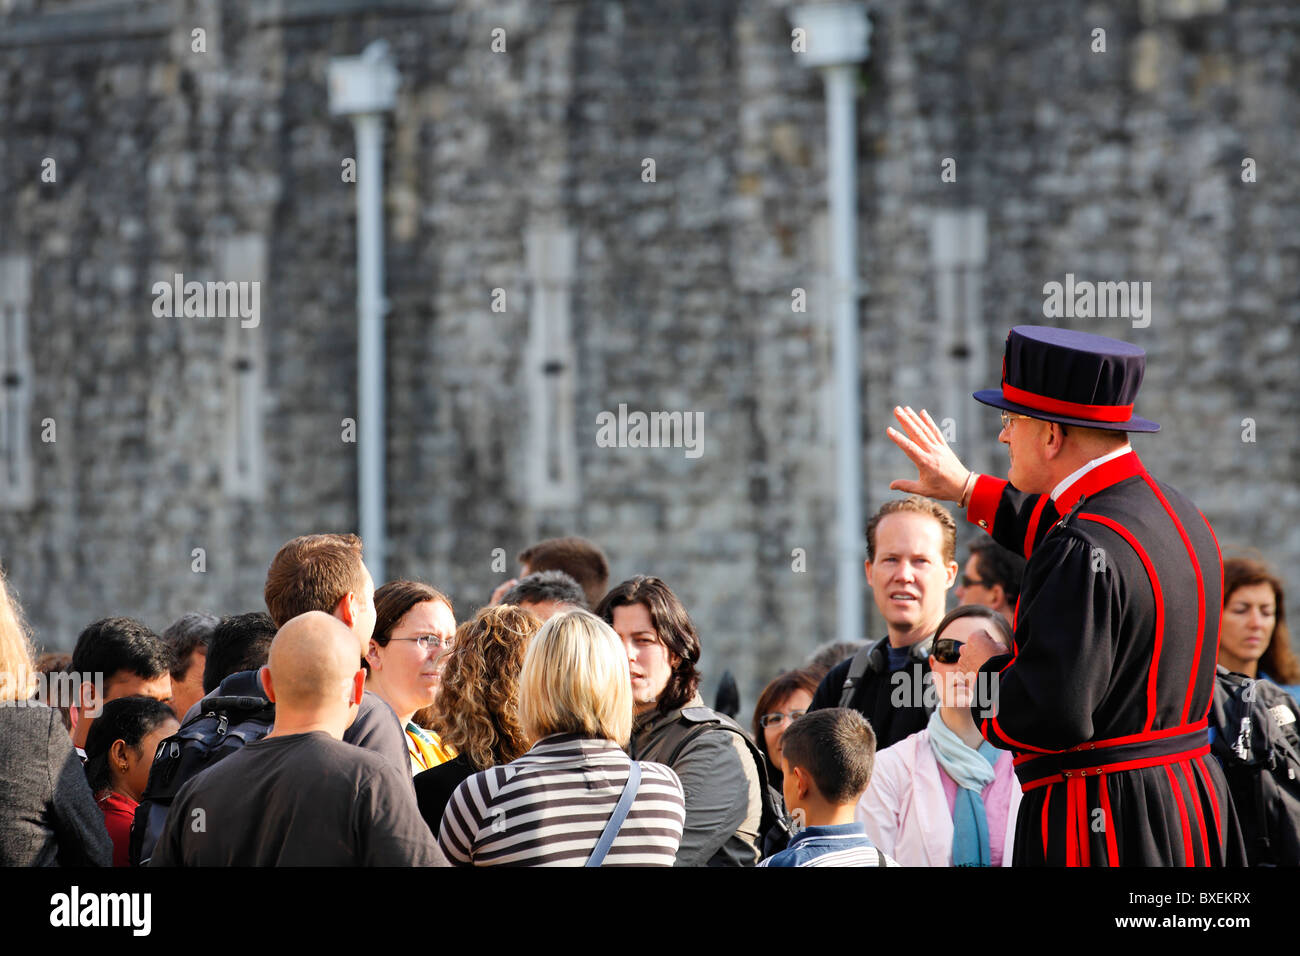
[1192, 755, 1223, 856]
[1180, 760, 1210, 866]
[1012, 719, 1208, 766]
[966, 475, 1007, 532]
[1000, 383, 1135, 423]
[1098, 773, 1119, 866]
[1041, 782, 1053, 863]
[1164, 763, 1194, 867]
[1019, 743, 1212, 791]
[1065, 776, 1078, 867]
[1073, 777, 1091, 867]
[1078, 512, 1165, 732]
[1023, 495, 1049, 559]
[1053, 451, 1145, 513]
[1199, 510, 1226, 722]
[1141, 475, 1208, 726]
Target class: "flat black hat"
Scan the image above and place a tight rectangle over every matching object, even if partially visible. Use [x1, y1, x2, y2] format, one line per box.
[973, 326, 1159, 433]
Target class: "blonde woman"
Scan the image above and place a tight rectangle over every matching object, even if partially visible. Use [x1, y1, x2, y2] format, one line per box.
[438, 609, 686, 866]
[0, 570, 112, 865]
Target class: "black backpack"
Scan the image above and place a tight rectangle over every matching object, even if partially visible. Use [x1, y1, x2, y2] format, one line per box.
[1208, 667, 1300, 866]
[664, 708, 791, 860]
[129, 671, 275, 866]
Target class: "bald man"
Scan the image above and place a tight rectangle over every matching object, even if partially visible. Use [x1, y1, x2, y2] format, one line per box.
[151, 613, 447, 866]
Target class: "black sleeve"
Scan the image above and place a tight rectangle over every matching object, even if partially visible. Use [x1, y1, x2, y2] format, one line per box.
[810, 658, 853, 712]
[46, 711, 112, 867]
[976, 530, 1118, 752]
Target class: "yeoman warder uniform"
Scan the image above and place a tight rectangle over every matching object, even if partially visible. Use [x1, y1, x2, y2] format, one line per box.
[965, 326, 1246, 866]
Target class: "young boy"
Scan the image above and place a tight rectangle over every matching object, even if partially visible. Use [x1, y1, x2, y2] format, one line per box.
[759, 708, 899, 867]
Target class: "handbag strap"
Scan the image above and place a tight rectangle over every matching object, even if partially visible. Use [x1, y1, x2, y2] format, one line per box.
[586, 761, 642, 867]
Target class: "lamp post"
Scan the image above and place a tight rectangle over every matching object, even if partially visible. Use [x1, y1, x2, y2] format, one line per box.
[790, 4, 871, 647]
[329, 40, 399, 584]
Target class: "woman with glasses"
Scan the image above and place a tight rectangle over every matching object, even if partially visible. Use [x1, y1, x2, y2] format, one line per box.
[367, 580, 458, 774]
[752, 669, 820, 789]
[857, 605, 1021, 866]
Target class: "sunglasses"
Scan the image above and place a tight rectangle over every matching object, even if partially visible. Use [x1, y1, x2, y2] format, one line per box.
[931, 637, 965, 664]
[960, 574, 987, 588]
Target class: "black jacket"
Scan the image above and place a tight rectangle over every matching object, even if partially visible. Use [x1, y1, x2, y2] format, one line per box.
[810, 637, 934, 752]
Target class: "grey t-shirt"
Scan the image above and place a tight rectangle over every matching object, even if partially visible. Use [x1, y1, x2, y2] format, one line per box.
[151, 731, 447, 866]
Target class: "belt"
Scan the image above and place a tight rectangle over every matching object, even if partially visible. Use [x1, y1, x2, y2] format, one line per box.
[1014, 722, 1210, 791]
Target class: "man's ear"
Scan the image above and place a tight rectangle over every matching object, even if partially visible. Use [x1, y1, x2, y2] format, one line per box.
[349, 669, 366, 707]
[259, 665, 275, 703]
[944, 559, 959, 590]
[1043, 422, 1069, 460]
[335, 593, 357, 628]
[990, 583, 1007, 611]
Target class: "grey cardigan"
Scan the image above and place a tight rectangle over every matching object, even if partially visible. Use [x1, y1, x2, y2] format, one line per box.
[0, 703, 112, 866]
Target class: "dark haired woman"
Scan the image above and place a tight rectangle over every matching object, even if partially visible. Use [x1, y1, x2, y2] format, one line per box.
[83, 696, 179, 866]
[598, 575, 763, 867]
[1218, 558, 1299, 685]
[367, 581, 458, 774]
[857, 605, 1021, 866]
[751, 668, 820, 788]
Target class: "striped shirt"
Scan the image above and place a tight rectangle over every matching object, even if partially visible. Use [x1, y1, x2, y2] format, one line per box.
[758, 823, 900, 868]
[438, 733, 685, 866]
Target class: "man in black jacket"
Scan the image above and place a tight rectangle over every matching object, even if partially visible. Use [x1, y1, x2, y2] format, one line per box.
[809, 497, 958, 751]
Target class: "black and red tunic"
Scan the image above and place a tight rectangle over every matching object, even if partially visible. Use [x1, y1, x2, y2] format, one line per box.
[966, 449, 1246, 866]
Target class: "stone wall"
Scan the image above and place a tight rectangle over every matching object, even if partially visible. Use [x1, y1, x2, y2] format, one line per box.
[0, 0, 1294, 707]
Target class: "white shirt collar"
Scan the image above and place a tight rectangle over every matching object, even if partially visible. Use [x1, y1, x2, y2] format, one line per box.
[1050, 444, 1133, 502]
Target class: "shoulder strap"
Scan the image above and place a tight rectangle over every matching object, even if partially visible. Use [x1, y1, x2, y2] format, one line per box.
[586, 762, 642, 867]
[839, 639, 886, 708]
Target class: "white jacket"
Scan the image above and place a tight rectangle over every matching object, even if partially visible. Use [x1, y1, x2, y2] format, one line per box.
[856, 728, 1021, 866]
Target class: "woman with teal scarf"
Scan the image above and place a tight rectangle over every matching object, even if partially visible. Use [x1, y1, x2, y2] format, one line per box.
[857, 606, 1021, 866]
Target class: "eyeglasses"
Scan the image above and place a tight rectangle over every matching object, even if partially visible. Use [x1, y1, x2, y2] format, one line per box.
[759, 710, 807, 729]
[931, 637, 965, 664]
[960, 574, 987, 589]
[388, 635, 454, 652]
[999, 411, 1036, 430]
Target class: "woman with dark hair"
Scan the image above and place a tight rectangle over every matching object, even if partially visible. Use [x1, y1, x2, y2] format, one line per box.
[751, 668, 820, 787]
[1218, 557, 1299, 684]
[857, 605, 1022, 866]
[598, 575, 763, 867]
[414, 604, 542, 832]
[0, 568, 112, 866]
[367, 580, 458, 774]
[83, 696, 178, 866]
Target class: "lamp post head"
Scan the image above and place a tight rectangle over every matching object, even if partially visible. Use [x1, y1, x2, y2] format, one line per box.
[328, 40, 400, 116]
[789, 3, 871, 68]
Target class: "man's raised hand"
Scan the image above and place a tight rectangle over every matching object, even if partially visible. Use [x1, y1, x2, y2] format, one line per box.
[887, 405, 971, 503]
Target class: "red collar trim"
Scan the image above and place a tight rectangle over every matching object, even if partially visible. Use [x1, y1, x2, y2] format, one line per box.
[1053, 450, 1145, 513]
